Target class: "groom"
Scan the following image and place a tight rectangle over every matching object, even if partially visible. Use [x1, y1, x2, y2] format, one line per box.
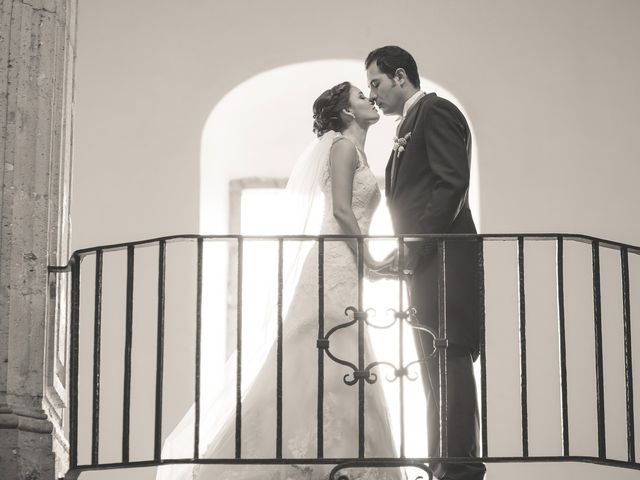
[366, 46, 485, 480]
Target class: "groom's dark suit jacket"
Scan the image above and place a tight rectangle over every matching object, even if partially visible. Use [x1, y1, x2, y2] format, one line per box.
[386, 93, 480, 357]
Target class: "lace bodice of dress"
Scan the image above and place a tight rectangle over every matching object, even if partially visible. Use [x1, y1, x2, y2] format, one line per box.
[319, 135, 381, 235]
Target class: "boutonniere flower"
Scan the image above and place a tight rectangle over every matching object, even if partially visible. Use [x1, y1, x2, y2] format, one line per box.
[393, 132, 412, 155]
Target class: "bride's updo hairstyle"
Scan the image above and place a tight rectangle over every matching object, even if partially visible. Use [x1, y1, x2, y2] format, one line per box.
[312, 81, 351, 137]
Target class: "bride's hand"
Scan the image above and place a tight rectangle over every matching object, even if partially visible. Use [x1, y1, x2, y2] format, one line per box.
[365, 249, 394, 269]
[365, 251, 398, 280]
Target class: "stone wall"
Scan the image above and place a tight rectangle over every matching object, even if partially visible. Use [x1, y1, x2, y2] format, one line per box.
[0, 0, 77, 478]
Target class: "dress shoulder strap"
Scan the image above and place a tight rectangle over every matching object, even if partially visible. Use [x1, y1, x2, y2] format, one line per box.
[331, 133, 364, 167]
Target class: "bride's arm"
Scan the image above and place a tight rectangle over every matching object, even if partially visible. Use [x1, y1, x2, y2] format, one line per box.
[329, 139, 378, 268]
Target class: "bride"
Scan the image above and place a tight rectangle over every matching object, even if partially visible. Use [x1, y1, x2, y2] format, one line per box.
[159, 82, 404, 480]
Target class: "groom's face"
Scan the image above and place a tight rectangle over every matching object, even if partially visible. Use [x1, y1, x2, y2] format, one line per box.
[366, 63, 403, 116]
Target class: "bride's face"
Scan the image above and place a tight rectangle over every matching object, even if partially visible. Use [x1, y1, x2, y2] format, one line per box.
[348, 86, 380, 126]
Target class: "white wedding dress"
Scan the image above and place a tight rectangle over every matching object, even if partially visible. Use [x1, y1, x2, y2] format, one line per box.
[193, 135, 404, 480]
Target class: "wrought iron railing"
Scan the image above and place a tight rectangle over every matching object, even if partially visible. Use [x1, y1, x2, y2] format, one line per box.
[49, 233, 640, 479]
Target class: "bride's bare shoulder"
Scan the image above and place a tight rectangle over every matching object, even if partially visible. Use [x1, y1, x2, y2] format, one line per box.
[329, 136, 358, 170]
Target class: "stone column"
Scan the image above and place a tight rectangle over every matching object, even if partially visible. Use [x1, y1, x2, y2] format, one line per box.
[0, 0, 77, 479]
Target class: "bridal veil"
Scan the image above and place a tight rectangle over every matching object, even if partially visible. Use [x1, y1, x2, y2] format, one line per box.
[156, 131, 339, 480]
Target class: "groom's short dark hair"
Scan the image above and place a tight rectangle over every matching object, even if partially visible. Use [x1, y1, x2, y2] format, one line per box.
[365, 46, 420, 89]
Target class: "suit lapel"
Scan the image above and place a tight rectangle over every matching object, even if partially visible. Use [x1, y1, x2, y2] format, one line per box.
[384, 151, 393, 198]
[388, 93, 436, 199]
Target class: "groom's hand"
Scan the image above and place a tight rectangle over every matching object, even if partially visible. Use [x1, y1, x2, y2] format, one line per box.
[391, 245, 415, 276]
[367, 248, 414, 280]
[366, 251, 397, 280]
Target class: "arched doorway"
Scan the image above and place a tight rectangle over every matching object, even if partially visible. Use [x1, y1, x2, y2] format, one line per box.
[198, 59, 480, 457]
[200, 59, 479, 233]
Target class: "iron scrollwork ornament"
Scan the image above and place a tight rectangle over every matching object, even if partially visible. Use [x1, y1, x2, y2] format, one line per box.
[318, 303, 446, 480]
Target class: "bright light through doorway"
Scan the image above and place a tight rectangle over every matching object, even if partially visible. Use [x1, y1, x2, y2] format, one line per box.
[240, 187, 429, 457]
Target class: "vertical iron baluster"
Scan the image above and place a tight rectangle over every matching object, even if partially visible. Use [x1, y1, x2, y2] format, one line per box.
[276, 238, 284, 459]
[194, 238, 203, 460]
[154, 240, 166, 461]
[517, 236, 529, 458]
[235, 238, 243, 458]
[357, 236, 365, 458]
[437, 239, 448, 459]
[592, 241, 606, 459]
[556, 237, 570, 456]
[621, 247, 635, 463]
[477, 238, 488, 457]
[317, 238, 325, 458]
[69, 255, 81, 469]
[92, 250, 104, 465]
[122, 245, 135, 463]
[398, 237, 406, 459]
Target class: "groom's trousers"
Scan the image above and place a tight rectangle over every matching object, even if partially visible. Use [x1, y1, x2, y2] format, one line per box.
[407, 237, 486, 480]
[415, 340, 485, 480]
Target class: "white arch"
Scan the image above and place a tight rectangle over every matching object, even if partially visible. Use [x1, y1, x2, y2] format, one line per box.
[199, 59, 480, 234]
[197, 60, 481, 458]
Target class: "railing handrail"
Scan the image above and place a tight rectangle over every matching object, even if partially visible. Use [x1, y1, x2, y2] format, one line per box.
[50, 232, 640, 478]
[63, 454, 640, 473]
[48, 232, 640, 272]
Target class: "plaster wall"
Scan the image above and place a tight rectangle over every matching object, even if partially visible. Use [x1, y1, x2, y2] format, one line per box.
[71, 1, 640, 479]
